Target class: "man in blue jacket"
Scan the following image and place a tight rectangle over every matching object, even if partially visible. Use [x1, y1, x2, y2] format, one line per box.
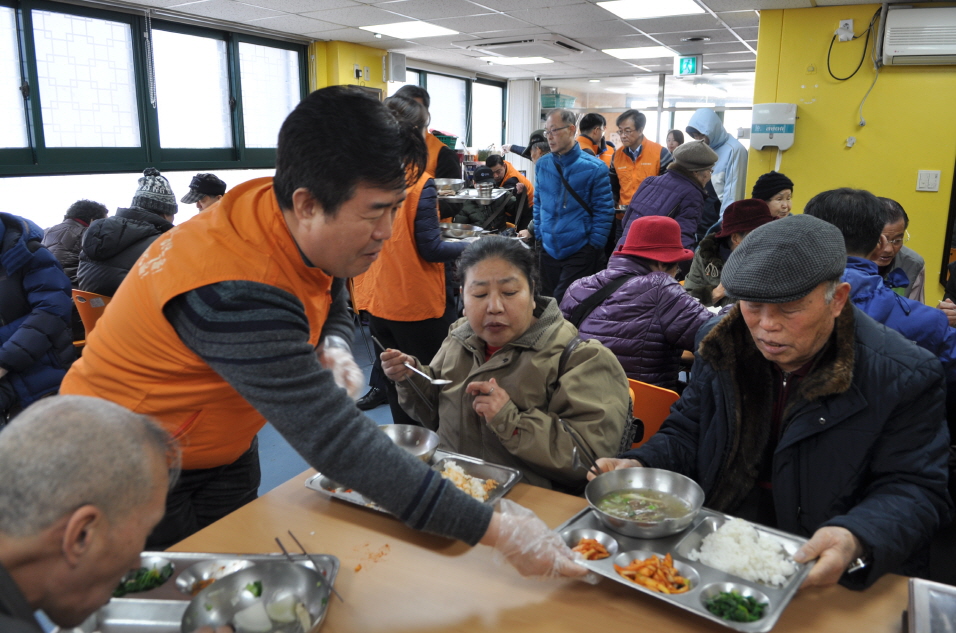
[0, 213, 75, 422]
[804, 187, 956, 385]
[533, 108, 615, 301]
[594, 214, 952, 590]
[686, 108, 748, 218]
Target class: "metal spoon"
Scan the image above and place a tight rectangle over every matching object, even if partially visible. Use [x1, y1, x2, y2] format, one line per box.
[403, 362, 452, 386]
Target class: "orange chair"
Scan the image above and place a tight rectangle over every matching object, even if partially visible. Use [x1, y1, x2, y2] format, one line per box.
[72, 290, 112, 337]
[628, 378, 680, 449]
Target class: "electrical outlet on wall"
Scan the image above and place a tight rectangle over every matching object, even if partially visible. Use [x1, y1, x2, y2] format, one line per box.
[838, 19, 854, 41]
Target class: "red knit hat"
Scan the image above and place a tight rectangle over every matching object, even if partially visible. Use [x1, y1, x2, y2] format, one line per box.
[616, 216, 695, 263]
[714, 199, 774, 239]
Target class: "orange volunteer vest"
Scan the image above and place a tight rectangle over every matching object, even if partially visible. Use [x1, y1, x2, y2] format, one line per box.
[613, 138, 664, 207]
[61, 178, 333, 470]
[425, 132, 447, 178]
[501, 160, 534, 208]
[352, 172, 445, 321]
[577, 135, 613, 167]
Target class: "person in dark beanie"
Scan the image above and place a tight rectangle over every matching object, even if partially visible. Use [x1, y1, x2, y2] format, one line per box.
[42, 199, 109, 341]
[76, 168, 177, 297]
[180, 173, 227, 212]
[751, 171, 794, 219]
[595, 213, 952, 591]
[616, 139, 718, 255]
[684, 199, 775, 307]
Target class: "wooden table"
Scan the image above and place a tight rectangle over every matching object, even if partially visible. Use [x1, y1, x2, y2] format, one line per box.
[171, 470, 909, 633]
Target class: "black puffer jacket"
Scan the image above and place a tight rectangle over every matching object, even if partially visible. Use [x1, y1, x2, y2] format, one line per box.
[41, 218, 88, 286]
[77, 207, 173, 296]
[625, 304, 953, 589]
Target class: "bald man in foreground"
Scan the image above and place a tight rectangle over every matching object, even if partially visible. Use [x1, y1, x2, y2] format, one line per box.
[0, 396, 177, 632]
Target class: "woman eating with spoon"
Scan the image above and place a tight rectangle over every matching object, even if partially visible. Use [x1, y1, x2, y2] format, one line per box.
[381, 237, 630, 491]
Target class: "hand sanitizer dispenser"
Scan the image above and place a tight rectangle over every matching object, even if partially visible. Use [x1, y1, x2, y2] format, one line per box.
[751, 103, 796, 150]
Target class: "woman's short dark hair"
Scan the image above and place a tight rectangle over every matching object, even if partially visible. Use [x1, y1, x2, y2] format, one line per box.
[457, 236, 539, 296]
[666, 129, 684, 145]
[393, 84, 430, 109]
[65, 199, 108, 222]
[383, 95, 429, 186]
[878, 196, 909, 229]
[274, 86, 413, 216]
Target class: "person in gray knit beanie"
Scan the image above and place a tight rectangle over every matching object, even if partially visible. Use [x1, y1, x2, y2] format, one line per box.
[131, 168, 178, 216]
[671, 139, 718, 172]
[721, 214, 846, 303]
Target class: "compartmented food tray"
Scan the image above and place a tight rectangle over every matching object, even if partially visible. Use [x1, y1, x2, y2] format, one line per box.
[56, 552, 339, 633]
[556, 507, 812, 632]
[907, 577, 956, 633]
[439, 187, 510, 202]
[305, 449, 520, 512]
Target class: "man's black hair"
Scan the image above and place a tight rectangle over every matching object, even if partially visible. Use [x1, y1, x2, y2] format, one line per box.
[578, 113, 606, 133]
[65, 199, 108, 223]
[485, 154, 505, 168]
[878, 197, 909, 229]
[393, 84, 430, 109]
[804, 188, 886, 257]
[273, 86, 410, 216]
[616, 109, 646, 131]
[531, 141, 550, 156]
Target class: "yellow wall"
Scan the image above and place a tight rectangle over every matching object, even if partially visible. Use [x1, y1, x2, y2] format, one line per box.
[750, 4, 956, 303]
[307, 41, 387, 93]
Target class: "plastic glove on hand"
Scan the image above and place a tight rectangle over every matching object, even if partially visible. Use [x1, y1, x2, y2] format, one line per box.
[318, 336, 364, 399]
[491, 499, 598, 584]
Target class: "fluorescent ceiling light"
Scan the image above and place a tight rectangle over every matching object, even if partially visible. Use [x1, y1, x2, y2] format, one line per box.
[479, 56, 554, 65]
[602, 46, 675, 60]
[589, 79, 601, 82]
[359, 21, 458, 39]
[597, 0, 705, 20]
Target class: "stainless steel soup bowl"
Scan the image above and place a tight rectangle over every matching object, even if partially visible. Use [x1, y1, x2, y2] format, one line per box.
[585, 467, 704, 539]
[434, 178, 465, 193]
[379, 424, 439, 463]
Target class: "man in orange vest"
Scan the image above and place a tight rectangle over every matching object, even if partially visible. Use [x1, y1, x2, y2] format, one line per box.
[393, 84, 461, 180]
[609, 109, 672, 209]
[576, 113, 614, 167]
[58, 87, 591, 584]
[486, 154, 534, 229]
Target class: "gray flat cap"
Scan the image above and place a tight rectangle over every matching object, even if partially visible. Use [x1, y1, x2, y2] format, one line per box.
[722, 214, 846, 303]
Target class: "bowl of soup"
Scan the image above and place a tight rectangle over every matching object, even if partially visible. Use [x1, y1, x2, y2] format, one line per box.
[585, 468, 704, 539]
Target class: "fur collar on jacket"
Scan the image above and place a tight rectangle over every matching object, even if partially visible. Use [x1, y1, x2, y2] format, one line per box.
[695, 301, 856, 511]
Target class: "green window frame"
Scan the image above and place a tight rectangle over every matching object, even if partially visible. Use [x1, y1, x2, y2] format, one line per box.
[0, 0, 307, 176]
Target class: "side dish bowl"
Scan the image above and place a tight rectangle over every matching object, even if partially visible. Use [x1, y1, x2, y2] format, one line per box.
[379, 424, 439, 463]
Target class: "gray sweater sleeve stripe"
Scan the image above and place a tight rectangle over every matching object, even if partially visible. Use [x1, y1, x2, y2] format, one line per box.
[163, 280, 493, 545]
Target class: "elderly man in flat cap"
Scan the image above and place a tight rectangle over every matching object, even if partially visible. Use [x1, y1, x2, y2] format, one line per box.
[593, 214, 952, 590]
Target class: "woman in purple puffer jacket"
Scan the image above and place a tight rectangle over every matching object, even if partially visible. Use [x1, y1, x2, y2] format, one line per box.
[561, 216, 712, 391]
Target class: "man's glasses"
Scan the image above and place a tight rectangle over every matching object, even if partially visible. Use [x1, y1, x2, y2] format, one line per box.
[543, 125, 570, 137]
[883, 230, 911, 246]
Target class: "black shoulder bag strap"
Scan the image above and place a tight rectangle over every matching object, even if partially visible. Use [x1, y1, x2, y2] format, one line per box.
[554, 162, 596, 217]
[567, 274, 634, 327]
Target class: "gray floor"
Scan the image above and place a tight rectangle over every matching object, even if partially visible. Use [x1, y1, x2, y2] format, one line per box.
[256, 321, 393, 495]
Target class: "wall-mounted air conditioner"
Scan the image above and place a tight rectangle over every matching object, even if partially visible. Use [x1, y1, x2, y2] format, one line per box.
[464, 36, 590, 58]
[883, 6, 956, 66]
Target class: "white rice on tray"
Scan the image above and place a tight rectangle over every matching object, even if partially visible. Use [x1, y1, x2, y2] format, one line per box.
[687, 518, 797, 587]
[439, 462, 498, 502]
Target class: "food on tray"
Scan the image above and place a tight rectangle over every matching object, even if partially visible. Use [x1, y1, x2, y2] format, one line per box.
[190, 577, 217, 595]
[614, 553, 691, 594]
[438, 189, 456, 197]
[596, 488, 692, 522]
[705, 590, 768, 623]
[439, 462, 498, 501]
[686, 518, 796, 587]
[112, 562, 174, 597]
[572, 538, 610, 560]
[209, 581, 312, 633]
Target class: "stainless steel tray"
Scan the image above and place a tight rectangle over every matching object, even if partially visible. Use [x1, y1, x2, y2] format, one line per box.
[305, 449, 520, 512]
[907, 577, 956, 633]
[438, 187, 510, 202]
[55, 551, 339, 633]
[556, 507, 813, 633]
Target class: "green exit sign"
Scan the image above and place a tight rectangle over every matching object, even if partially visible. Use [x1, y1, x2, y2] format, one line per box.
[675, 55, 703, 77]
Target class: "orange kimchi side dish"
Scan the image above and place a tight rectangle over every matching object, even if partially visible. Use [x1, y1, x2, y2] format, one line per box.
[572, 538, 611, 561]
[613, 553, 691, 594]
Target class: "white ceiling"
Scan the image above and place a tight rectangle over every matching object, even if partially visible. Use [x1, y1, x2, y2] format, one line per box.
[117, 0, 897, 79]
